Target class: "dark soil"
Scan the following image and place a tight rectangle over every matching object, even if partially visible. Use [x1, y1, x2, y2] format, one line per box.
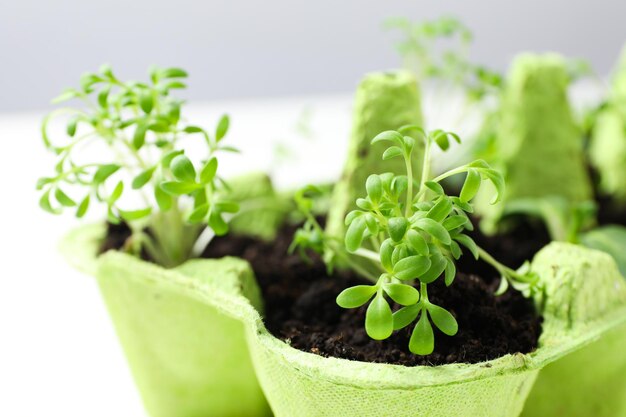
[203, 219, 544, 366]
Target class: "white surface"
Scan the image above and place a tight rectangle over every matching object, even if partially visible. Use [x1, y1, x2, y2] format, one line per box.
[0, 83, 602, 416]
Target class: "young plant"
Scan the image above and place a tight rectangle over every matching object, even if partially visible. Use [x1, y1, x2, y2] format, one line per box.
[384, 16, 503, 106]
[37, 65, 238, 267]
[293, 126, 539, 355]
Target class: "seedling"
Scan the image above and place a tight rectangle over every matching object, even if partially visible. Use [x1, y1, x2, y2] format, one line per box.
[293, 126, 539, 355]
[384, 16, 503, 105]
[37, 65, 238, 267]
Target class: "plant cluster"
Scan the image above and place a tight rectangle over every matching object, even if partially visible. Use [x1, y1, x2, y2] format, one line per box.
[292, 126, 539, 355]
[37, 65, 238, 267]
[384, 16, 503, 104]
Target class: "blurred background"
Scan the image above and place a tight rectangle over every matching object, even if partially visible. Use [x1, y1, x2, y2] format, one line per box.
[1, 0, 625, 113]
[1, 1, 625, 416]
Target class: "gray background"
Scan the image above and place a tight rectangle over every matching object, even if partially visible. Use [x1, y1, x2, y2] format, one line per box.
[1, 0, 624, 112]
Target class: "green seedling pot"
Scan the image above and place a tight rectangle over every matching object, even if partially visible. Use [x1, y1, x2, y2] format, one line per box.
[477, 53, 592, 230]
[243, 243, 626, 417]
[61, 224, 271, 417]
[521, 244, 626, 417]
[63, 228, 626, 417]
[58, 172, 287, 417]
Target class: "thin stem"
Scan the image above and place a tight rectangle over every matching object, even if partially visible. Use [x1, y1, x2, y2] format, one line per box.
[404, 152, 414, 217]
[417, 137, 432, 203]
[477, 246, 536, 284]
[353, 248, 382, 264]
[420, 281, 429, 304]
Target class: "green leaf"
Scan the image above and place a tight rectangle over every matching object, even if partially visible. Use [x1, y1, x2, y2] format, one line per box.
[495, 276, 509, 296]
[139, 90, 153, 113]
[364, 213, 378, 235]
[455, 234, 479, 259]
[388, 217, 409, 242]
[51, 88, 79, 103]
[427, 304, 458, 336]
[356, 198, 374, 210]
[200, 157, 218, 184]
[109, 181, 124, 203]
[345, 216, 367, 252]
[162, 67, 188, 79]
[382, 146, 403, 160]
[424, 181, 444, 195]
[366, 175, 382, 202]
[444, 258, 456, 286]
[66, 116, 78, 137]
[133, 124, 148, 150]
[188, 204, 209, 223]
[55, 188, 76, 207]
[383, 283, 420, 305]
[420, 253, 448, 284]
[407, 230, 429, 256]
[391, 244, 409, 266]
[39, 190, 59, 214]
[162, 80, 187, 90]
[131, 167, 155, 189]
[469, 159, 491, 169]
[460, 169, 481, 202]
[344, 210, 363, 226]
[36, 177, 54, 190]
[170, 155, 196, 182]
[215, 115, 230, 142]
[215, 200, 239, 213]
[119, 208, 152, 221]
[432, 129, 450, 151]
[80, 72, 102, 92]
[483, 168, 505, 204]
[393, 304, 420, 330]
[161, 150, 184, 167]
[148, 121, 170, 133]
[76, 195, 90, 218]
[393, 255, 431, 280]
[336, 285, 377, 308]
[160, 181, 200, 195]
[426, 197, 453, 222]
[365, 293, 393, 340]
[371, 130, 404, 145]
[98, 87, 110, 108]
[415, 218, 451, 244]
[449, 240, 462, 260]
[443, 215, 468, 231]
[155, 186, 172, 211]
[183, 125, 205, 134]
[380, 239, 394, 271]
[409, 311, 435, 355]
[209, 210, 228, 236]
[93, 164, 121, 184]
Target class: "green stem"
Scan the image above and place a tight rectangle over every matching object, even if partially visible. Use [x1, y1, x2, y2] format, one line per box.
[477, 246, 536, 284]
[420, 281, 429, 304]
[405, 152, 414, 217]
[417, 136, 432, 203]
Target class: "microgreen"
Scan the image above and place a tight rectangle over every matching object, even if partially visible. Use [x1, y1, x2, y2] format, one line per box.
[292, 126, 539, 355]
[37, 65, 238, 267]
[384, 16, 503, 105]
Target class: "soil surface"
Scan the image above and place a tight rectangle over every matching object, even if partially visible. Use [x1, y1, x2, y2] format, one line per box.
[203, 220, 545, 366]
